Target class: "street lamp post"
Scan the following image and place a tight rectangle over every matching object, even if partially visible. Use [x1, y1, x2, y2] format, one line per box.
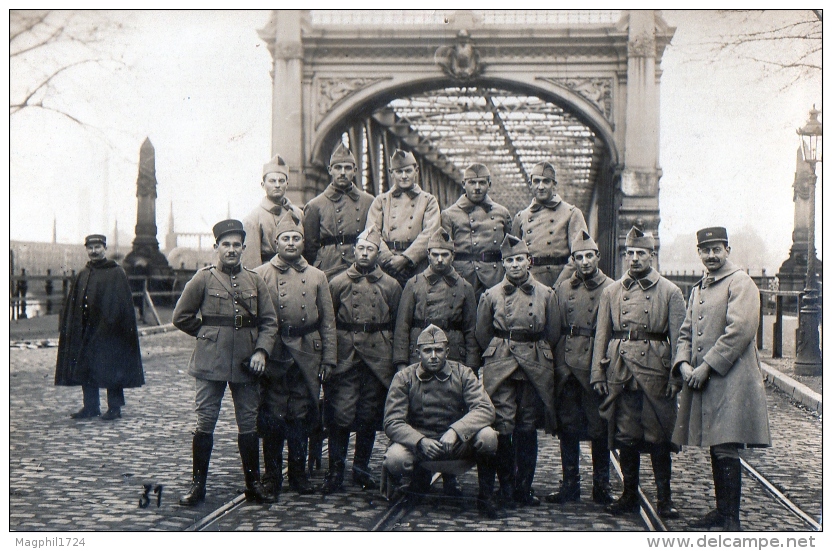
[794, 106, 822, 376]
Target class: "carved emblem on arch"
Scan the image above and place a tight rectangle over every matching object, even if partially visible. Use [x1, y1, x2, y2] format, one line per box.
[537, 77, 613, 121]
[315, 77, 391, 127]
[434, 30, 484, 81]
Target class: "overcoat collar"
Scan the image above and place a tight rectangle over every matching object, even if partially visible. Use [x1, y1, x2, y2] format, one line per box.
[424, 266, 460, 287]
[455, 194, 494, 213]
[391, 184, 421, 199]
[346, 264, 384, 283]
[570, 268, 606, 290]
[416, 361, 452, 382]
[259, 196, 292, 215]
[270, 254, 308, 273]
[622, 268, 659, 291]
[701, 260, 742, 288]
[324, 182, 361, 202]
[503, 274, 535, 296]
[529, 194, 563, 213]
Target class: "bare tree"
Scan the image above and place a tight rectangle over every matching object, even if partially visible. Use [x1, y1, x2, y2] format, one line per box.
[10, 10, 125, 126]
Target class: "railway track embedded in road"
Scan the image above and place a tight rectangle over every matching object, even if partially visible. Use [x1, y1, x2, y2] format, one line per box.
[741, 457, 822, 531]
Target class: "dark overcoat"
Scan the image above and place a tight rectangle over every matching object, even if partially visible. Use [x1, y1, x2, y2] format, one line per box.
[55, 259, 144, 389]
[672, 261, 771, 448]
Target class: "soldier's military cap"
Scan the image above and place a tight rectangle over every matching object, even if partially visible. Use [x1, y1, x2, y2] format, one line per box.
[529, 161, 557, 181]
[463, 163, 491, 180]
[697, 226, 729, 246]
[213, 219, 246, 242]
[427, 227, 454, 252]
[389, 149, 417, 169]
[500, 234, 529, 258]
[625, 226, 655, 251]
[416, 323, 449, 346]
[84, 234, 107, 247]
[329, 142, 357, 166]
[356, 226, 381, 248]
[571, 230, 599, 254]
[262, 154, 289, 178]
[274, 211, 304, 238]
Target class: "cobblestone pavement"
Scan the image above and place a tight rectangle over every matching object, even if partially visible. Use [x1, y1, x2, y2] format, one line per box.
[8, 331, 823, 532]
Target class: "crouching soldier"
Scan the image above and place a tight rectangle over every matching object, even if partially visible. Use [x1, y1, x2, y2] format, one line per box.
[383, 325, 499, 517]
[322, 227, 402, 494]
[476, 235, 560, 510]
[255, 212, 337, 496]
[173, 219, 278, 506]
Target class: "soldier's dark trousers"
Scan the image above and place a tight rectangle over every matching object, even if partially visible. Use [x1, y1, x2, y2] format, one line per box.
[353, 428, 376, 482]
[82, 384, 125, 413]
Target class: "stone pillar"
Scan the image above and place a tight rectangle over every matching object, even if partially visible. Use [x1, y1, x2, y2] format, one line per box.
[265, 10, 306, 206]
[618, 10, 662, 277]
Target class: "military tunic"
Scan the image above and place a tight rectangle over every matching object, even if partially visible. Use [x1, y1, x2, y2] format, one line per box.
[365, 184, 441, 282]
[303, 183, 375, 279]
[393, 266, 479, 369]
[440, 195, 512, 296]
[672, 261, 771, 448]
[590, 269, 686, 449]
[241, 197, 304, 268]
[327, 264, 402, 429]
[553, 268, 613, 439]
[254, 256, 336, 425]
[511, 195, 588, 287]
[475, 275, 560, 434]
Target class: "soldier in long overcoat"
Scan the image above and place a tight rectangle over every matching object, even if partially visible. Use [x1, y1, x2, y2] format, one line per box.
[383, 325, 499, 518]
[393, 227, 479, 372]
[365, 149, 441, 287]
[476, 235, 560, 510]
[241, 154, 304, 269]
[254, 212, 337, 495]
[440, 163, 512, 300]
[321, 227, 402, 494]
[673, 227, 771, 531]
[302, 143, 375, 279]
[591, 226, 686, 519]
[546, 231, 615, 506]
[172, 220, 278, 505]
[56, 234, 144, 420]
[511, 161, 588, 287]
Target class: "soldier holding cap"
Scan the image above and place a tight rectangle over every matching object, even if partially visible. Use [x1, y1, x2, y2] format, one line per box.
[673, 227, 771, 531]
[591, 226, 686, 519]
[511, 161, 588, 287]
[440, 163, 512, 299]
[241, 154, 304, 269]
[254, 211, 337, 495]
[303, 143, 375, 279]
[56, 234, 145, 421]
[383, 325, 499, 517]
[172, 219, 278, 505]
[475, 234, 561, 510]
[365, 149, 441, 286]
[321, 227, 402, 495]
[546, 231, 615, 505]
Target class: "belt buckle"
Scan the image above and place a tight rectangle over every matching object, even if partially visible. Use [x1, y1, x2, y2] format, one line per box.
[627, 329, 634, 341]
[234, 314, 244, 328]
[568, 325, 577, 337]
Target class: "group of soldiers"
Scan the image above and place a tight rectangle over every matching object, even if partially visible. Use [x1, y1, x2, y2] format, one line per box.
[168, 142, 771, 530]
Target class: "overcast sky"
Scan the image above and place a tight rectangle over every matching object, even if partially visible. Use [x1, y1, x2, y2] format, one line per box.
[8, 9, 822, 271]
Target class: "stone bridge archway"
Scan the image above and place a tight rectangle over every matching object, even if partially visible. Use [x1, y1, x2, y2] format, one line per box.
[258, 10, 675, 276]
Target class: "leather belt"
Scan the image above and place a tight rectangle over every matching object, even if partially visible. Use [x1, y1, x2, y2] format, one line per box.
[494, 328, 545, 343]
[320, 233, 359, 247]
[202, 315, 256, 329]
[385, 240, 413, 252]
[412, 318, 465, 332]
[562, 325, 595, 338]
[612, 330, 669, 342]
[530, 255, 570, 267]
[336, 321, 394, 333]
[279, 323, 320, 338]
[454, 251, 502, 263]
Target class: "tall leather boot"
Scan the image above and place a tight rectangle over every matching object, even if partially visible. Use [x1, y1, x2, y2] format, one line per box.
[690, 451, 726, 529]
[180, 431, 213, 506]
[261, 426, 285, 498]
[606, 445, 640, 515]
[476, 452, 502, 519]
[321, 425, 349, 495]
[546, 434, 581, 504]
[287, 422, 315, 495]
[352, 428, 378, 490]
[721, 457, 742, 531]
[238, 432, 275, 503]
[591, 438, 613, 504]
[651, 443, 680, 519]
[513, 430, 540, 506]
[408, 465, 433, 503]
[495, 434, 516, 509]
